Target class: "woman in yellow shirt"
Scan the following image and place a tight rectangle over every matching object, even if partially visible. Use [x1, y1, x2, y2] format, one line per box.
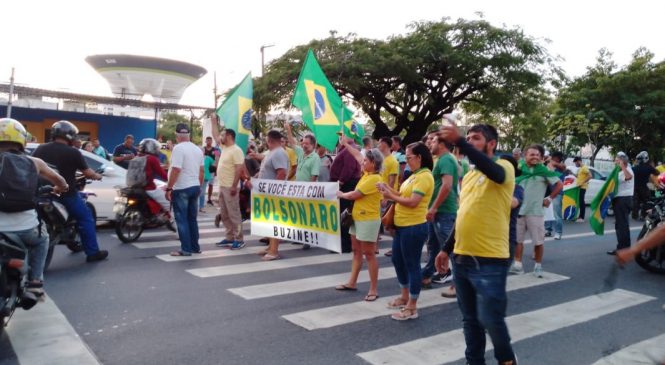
[336, 139, 384, 302]
[378, 141, 434, 320]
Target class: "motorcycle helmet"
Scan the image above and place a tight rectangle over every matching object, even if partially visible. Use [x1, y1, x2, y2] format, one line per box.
[636, 151, 649, 163]
[138, 138, 160, 156]
[0, 118, 29, 150]
[51, 120, 79, 143]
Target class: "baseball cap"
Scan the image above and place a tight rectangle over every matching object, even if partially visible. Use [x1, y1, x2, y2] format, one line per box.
[175, 123, 190, 134]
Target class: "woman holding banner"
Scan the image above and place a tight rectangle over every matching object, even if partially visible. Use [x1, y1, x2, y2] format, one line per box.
[335, 138, 384, 302]
[377, 142, 434, 321]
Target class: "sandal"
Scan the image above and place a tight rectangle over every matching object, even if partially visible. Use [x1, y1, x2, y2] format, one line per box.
[391, 307, 418, 321]
[170, 251, 191, 257]
[256, 249, 268, 256]
[335, 284, 357, 291]
[364, 294, 379, 302]
[386, 297, 408, 309]
[262, 254, 280, 261]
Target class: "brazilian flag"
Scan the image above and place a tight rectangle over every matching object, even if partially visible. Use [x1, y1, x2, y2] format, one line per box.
[562, 185, 580, 221]
[216, 73, 252, 154]
[590, 166, 620, 235]
[292, 49, 364, 151]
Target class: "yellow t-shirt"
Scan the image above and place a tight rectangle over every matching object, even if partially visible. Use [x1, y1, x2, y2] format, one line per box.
[286, 147, 298, 181]
[352, 172, 382, 221]
[394, 168, 434, 227]
[454, 159, 515, 259]
[577, 165, 591, 189]
[381, 154, 399, 190]
[216, 144, 244, 188]
[657, 165, 665, 174]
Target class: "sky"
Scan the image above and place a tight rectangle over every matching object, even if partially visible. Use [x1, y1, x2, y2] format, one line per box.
[3, 0, 665, 108]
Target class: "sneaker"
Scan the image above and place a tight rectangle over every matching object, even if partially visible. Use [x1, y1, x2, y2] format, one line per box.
[432, 270, 453, 284]
[533, 264, 544, 278]
[576, 218, 584, 223]
[509, 261, 524, 275]
[230, 241, 246, 250]
[216, 239, 234, 247]
[441, 286, 457, 298]
[86, 250, 109, 263]
[554, 233, 562, 240]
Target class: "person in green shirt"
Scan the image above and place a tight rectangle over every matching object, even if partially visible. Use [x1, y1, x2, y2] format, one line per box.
[199, 154, 214, 212]
[422, 132, 458, 287]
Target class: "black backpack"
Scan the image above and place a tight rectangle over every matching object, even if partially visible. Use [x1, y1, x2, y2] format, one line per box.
[0, 151, 38, 212]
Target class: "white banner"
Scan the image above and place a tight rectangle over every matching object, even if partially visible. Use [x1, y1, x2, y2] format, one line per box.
[250, 179, 341, 253]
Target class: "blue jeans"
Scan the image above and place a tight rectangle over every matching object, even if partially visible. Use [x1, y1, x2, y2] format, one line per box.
[545, 195, 563, 235]
[422, 213, 456, 279]
[452, 258, 515, 364]
[58, 193, 100, 256]
[391, 223, 428, 299]
[3, 224, 48, 282]
[172, 186, 201, 254]
[199, 179, 210, 209]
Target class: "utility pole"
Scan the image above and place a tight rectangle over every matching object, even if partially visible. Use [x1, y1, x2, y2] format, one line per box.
[260, 44, 274, 76]
[7, 67, 15, 117]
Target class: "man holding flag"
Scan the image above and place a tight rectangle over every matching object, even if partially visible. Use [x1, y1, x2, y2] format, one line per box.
[607, 152, 634, 255]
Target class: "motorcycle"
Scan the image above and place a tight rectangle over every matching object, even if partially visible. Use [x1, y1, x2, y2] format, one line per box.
[0, 233, 38, 333]
[36, 175, 96, 271]
[113, 187, 175, 243]
[635, 196, 665, 274]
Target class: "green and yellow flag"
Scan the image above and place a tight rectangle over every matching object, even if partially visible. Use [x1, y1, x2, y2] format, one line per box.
[216, 73, 253, 154]
[590, 166, 620, 235]
[292, 49, 364, 151]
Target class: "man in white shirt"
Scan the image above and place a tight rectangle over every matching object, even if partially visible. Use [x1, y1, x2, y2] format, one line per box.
[608, 151, 634, 255]
[166, 123, 204, 256]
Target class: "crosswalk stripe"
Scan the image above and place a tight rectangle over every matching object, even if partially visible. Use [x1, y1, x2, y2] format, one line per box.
[7, 297, 101, 365]
[282, 272, 569, 331]
[591, 332, 665, 365]
[524, 225, 642, 244]
[357, 289, 655, 365]
[156, 245, 302, 262]
[229, 267, 397, 300]
[131, 235, 262, 249]
[187, 251, 363, 278]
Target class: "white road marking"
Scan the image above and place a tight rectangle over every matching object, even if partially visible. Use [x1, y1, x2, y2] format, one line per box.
[357, 289, 655, 365]
[156, 244, 301, 262]
[7, 298, 101, 365]
[591, 332, 665, 365]
[283, 272, 570, 331]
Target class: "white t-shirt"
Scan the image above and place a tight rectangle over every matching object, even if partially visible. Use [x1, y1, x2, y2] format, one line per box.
[0, 210, 38, 232]
[616, 166, 634, 197]
[170, 141, 204, 190]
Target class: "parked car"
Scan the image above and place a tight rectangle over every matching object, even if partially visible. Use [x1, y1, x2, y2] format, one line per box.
[26, 143, 164, 222]
[565, 165, 607, 205]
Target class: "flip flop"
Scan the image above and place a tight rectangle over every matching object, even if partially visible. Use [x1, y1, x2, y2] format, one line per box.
[386, 297, 408, 309]
[364, 294, 379, 302]
[261, 254, 280, 261]
[391, 307, 418, 321]
[170, 251, 191, 257]
[335, 284, 357, 291]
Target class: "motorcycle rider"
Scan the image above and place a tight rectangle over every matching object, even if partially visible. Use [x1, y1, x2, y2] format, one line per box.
[136, 138, 171, 219]
[32, 121, 108, 263]
[0, 118, 69, 297]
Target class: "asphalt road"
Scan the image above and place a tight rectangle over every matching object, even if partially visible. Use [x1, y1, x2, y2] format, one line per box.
[1, 213, 664, 365]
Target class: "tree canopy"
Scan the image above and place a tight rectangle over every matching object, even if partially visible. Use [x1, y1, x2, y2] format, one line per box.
[157, 112, 202, 145]
[256, 18, 559, 145]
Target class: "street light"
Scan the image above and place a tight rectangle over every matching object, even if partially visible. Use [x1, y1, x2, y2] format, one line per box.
[260, 44, 275, 76]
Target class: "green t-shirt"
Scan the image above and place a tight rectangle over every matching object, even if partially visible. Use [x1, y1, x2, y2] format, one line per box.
[294, 146, 321, 182]
[430, 152, 459, 214]
[203, 155, 214, 181]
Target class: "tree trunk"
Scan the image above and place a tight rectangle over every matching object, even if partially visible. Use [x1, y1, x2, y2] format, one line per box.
[590, 144, 603, 167]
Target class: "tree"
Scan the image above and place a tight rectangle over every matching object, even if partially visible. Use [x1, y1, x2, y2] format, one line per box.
[256, 18, 558, 145]
[157, 112, 202, 145]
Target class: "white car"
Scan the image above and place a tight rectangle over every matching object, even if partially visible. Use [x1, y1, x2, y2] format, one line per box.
[565, 165, 607, 205]
[26, 143, 164, 222]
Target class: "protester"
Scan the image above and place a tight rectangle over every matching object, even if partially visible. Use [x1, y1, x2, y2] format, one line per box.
[391, 136, 407, 183]
[607, 152, 634, 256]
[335, 139, 383, 302]
[92, 138, 109, 160]
[133, 138, 170, 214]
[573, 156, 591, 222]
[250, 130, 289, 260]
[436, 123, 517, 364]
[378, 137, 399, 191]
[199, 153, 214, 213]
[330, 136, 362, 253]
[81, 141, 94, 153]
[0, 118, 69, 297]
[317, 144, 333, 183]
[510, 144, 563, 277]
[378, 141, 434, 321]
[544, 151, 566, 240]
[166, 124, 204, 257]
[632, 151, 659, 220]
[422, 132, 458, 288]
[283, 136, 299, 181]
[202, 136, 220, 206]
[500, 155, 525, 260]
[113, 134, 137, 169]
[360, 136, 372, 158]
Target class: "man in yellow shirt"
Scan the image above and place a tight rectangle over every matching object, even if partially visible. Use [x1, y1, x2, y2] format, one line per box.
[573, 157, 591, 222]
[437, 123, 517, 365]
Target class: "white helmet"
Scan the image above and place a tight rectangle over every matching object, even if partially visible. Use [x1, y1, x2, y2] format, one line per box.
[636, 151, 649, 163]
[138, 138, 160, 156]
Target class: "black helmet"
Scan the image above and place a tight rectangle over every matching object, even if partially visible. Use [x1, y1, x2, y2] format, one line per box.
[138, 138, 160, 156]
[51, 120, 79, 143]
